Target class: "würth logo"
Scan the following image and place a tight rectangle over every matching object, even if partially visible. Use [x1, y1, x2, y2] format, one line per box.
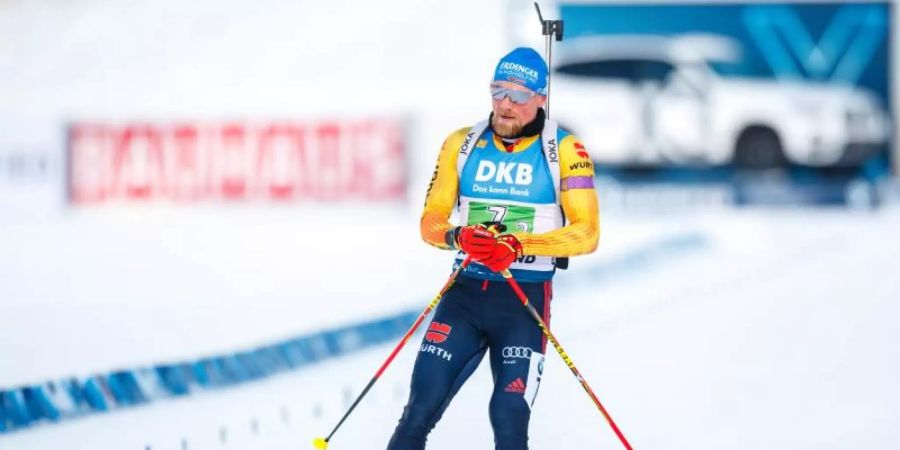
[425, 322, 452, 344]
[574, 142, 589, 159]
[505, 378, 527, 394]
[568, 161, 593, 171]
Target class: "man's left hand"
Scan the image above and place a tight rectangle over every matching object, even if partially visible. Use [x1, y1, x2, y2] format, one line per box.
[481, 234, 524, 273]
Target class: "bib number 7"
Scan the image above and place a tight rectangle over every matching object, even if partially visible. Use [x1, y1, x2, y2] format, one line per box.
[487, 206, 507, 222]
[468, 202, 535, 233]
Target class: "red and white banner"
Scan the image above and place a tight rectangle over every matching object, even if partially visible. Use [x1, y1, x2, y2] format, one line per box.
[67, 119, 407, 204]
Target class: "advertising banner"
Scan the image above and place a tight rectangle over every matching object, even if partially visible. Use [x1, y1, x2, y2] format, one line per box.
[67, 119, 407, 205]
[529, 2, 892, 171]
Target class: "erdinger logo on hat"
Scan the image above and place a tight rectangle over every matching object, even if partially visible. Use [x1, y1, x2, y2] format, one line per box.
[493, 47, 548, 95]
[498, 62, 539, 84]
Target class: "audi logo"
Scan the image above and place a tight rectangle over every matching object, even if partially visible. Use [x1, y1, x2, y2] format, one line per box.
[502, 346, 533, 359]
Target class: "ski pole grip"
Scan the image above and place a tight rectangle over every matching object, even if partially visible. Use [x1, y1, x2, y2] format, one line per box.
[543, 19, 563, 40]
[534, 2, 564, 40]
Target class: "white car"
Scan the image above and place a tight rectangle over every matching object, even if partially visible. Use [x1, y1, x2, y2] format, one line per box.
[549, 34, 891, 168]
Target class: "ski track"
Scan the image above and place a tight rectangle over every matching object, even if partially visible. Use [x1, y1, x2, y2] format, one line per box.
[1, 208, 898, 449]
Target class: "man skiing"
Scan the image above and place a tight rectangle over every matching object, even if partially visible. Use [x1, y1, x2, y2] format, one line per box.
[387, 47, 600, 450]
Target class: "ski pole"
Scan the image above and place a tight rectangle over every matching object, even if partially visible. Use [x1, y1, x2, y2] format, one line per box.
[533, 1, 563, 118]
[313, 257, 473, 449]
[500, 269, 633, 450]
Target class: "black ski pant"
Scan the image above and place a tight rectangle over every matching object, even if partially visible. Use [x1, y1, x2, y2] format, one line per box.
[387, 274, 552, 450]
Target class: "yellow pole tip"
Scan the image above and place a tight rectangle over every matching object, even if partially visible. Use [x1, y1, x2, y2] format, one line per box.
[313, 437, 329, 449]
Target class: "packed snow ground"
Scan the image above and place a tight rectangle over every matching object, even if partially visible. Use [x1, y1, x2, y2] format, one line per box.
[0, 205, 697, 386]
[2, 206, 898, 450]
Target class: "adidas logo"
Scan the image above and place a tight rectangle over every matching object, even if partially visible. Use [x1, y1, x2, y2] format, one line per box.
[504, 378, 526, 394]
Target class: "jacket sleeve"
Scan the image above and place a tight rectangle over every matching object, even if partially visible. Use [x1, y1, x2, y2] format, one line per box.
[511, 134, 600, 257]
[419, 127, 469, 249]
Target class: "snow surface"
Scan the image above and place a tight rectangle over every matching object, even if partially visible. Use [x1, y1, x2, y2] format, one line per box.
[2, 207, 899, 449]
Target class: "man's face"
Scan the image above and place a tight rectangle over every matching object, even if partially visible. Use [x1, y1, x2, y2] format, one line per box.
[490, 81, 546, 138]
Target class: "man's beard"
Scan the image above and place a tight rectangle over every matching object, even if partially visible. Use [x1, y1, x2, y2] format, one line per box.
[491, 114, 523, 138]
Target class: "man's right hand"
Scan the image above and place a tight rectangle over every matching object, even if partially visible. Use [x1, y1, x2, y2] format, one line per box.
[449, 225, 496, 260]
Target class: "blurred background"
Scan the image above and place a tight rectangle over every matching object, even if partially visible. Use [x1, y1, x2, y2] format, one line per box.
[1, 0, 898, 449]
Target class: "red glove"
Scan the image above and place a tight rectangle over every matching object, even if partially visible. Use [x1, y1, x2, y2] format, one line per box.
[481, 234, 524, 273]
[451, 225, 496, 261]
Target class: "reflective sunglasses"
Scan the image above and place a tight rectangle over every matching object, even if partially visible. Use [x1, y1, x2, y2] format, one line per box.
[490, 84, 537, 104]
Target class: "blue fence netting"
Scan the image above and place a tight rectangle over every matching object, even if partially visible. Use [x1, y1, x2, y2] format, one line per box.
[0, 310, 419, 434]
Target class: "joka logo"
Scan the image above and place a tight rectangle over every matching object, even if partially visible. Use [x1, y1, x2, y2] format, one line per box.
[743, 5, 887, 83]
[474, 161, 533, 185]
[425, 322, 451, 344]
[460, 131, 475, 155]
[504, 378, 527, 394]
[547, 139, 558, 163]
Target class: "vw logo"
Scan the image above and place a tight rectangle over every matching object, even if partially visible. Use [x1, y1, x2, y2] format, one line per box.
[502, 346, 532, 359]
